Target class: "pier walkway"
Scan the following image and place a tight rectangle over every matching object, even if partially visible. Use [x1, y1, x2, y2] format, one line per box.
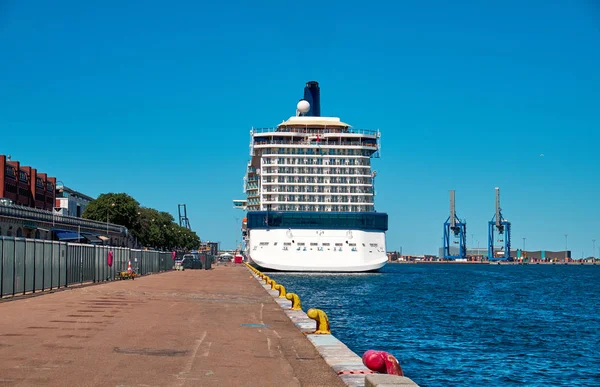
[0, 266, 345, 387]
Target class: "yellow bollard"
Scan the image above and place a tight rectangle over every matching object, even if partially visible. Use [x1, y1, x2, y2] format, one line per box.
[274, 284, 287, 298]
[270, 279, 278, 290]
[307, 308, 331, 334]
[285, 292, 302, 310]
[264, 276, 271, 284]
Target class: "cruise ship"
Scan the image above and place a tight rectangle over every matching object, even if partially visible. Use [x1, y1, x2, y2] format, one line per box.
[233, 81, 388, 272]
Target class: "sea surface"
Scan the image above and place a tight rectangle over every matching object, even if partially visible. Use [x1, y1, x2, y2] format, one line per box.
[268, 264, 600, 387]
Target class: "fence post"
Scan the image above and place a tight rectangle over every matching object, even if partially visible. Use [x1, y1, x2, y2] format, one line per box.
[32, 240, 36, 294]
[65, 243, 69, 287]
[22, 239, 27, 296]
[12, 238, 16, 297]
[57, 242, 61, 290]
[50, 242, 54, 290]
[80, 245, 83, 286]
[0, 238, 3, 297]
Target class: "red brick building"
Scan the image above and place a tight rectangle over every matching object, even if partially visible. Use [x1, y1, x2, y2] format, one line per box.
[0, 155, 56, 211]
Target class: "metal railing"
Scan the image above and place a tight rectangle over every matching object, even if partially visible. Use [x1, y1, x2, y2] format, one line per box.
[0, 204, 127, 234]
[253, 139, 378, 147]
[252, 127, 378, 136]
[0, 236, 173, 298]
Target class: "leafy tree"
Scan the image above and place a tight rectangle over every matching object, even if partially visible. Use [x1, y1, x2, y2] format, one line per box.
[136, 207, 200, 251]
[82, 193, 140, 232]
[84, 193, 201, 251]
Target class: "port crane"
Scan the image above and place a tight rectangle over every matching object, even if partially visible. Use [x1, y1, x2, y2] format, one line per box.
[443, 190, 467, 259]
[178, 204, 192, 230]
[487, 187, 511, 261]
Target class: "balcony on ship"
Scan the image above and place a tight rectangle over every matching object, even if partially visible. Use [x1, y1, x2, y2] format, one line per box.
[252, 138, 378, 148]
[252, 127, 378, 136]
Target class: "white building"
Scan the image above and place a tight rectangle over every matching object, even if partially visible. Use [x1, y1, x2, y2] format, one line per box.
[55, 184, 94, 217]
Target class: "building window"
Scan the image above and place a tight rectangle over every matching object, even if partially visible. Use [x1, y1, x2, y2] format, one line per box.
[5, 183, 17, 194]
[5, 166, 16, 179]
[19, 171, 28, 183]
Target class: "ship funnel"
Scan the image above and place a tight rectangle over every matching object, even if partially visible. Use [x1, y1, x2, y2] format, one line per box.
[303, 81, 320, 117]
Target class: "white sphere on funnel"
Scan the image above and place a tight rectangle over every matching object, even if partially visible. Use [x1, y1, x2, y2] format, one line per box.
[297, 100, 310, 114]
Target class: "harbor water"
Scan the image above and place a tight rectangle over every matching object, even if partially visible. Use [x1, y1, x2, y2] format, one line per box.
[269, 264, 600, 387]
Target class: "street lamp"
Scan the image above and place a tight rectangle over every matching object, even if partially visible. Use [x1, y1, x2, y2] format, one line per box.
[107, 203, 115, 243]
[523, 237, 526, 252]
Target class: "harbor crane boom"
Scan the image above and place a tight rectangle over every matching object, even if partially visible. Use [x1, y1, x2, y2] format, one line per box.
[178, 204, 192, 231]
[487, 187, 511, 261]
[443, 190, 467, 259]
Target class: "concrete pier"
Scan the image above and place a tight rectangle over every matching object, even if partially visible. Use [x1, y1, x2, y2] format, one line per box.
[0, 266, 346, 386]
[255, 271, 419, 387]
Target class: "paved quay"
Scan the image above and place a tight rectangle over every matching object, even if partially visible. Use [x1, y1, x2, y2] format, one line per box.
[0, 265, 346, 387]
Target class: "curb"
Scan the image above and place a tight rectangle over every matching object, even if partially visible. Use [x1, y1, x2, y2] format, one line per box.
[250, 270, 388, 387]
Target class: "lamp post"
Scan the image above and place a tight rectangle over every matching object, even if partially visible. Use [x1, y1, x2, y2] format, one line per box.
[235, 216, 239, 252]
[107, 203, 115, 244]
[523, 237, 526, 252]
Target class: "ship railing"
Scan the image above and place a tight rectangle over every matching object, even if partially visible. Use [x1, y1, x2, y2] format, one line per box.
[253, 139, 378, 147]
[252, 127, 378, 136]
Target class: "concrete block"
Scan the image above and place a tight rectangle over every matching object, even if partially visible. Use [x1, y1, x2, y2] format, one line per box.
[365, 374, 419, 387]
[307, 334, 342, 346]
[340, 374, 369, 386]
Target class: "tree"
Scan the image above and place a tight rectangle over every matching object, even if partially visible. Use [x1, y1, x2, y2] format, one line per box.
[136, 207, 200, 251]
[84, 193, 201, 251]
[82, 193, 140, 232]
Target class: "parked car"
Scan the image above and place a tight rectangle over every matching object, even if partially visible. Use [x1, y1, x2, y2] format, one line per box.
[182, 254, 203, 269]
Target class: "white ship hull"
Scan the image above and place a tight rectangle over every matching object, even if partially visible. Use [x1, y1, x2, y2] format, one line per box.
[246, 228, 388, 272]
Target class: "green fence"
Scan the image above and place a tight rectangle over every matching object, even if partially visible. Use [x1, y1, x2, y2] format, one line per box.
[0, 236, 173, 298]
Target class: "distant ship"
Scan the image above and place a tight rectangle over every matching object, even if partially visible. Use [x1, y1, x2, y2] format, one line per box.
[233, 81, 388, 272]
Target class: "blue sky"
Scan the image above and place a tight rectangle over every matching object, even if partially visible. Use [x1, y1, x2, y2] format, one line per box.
[1, 0, 599, 255]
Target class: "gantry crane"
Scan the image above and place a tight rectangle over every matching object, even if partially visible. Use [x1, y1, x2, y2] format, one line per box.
[487, 187, 511, 261]
[178, 204, 192, 230]
[443, 190, 467, 259]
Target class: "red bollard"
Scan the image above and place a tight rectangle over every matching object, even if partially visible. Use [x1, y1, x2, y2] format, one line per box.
[362, 350, 404, 376]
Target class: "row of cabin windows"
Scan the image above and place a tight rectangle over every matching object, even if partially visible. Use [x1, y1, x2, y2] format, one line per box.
[264, 186, 373, 194]
[263, 176, 373, 184]
[263, 158, 371, 166]
[266, 205, 375, 212]
[259, 148, 374, 156]
[257, 241, 376, 247]
[264, 167, 370, 175]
